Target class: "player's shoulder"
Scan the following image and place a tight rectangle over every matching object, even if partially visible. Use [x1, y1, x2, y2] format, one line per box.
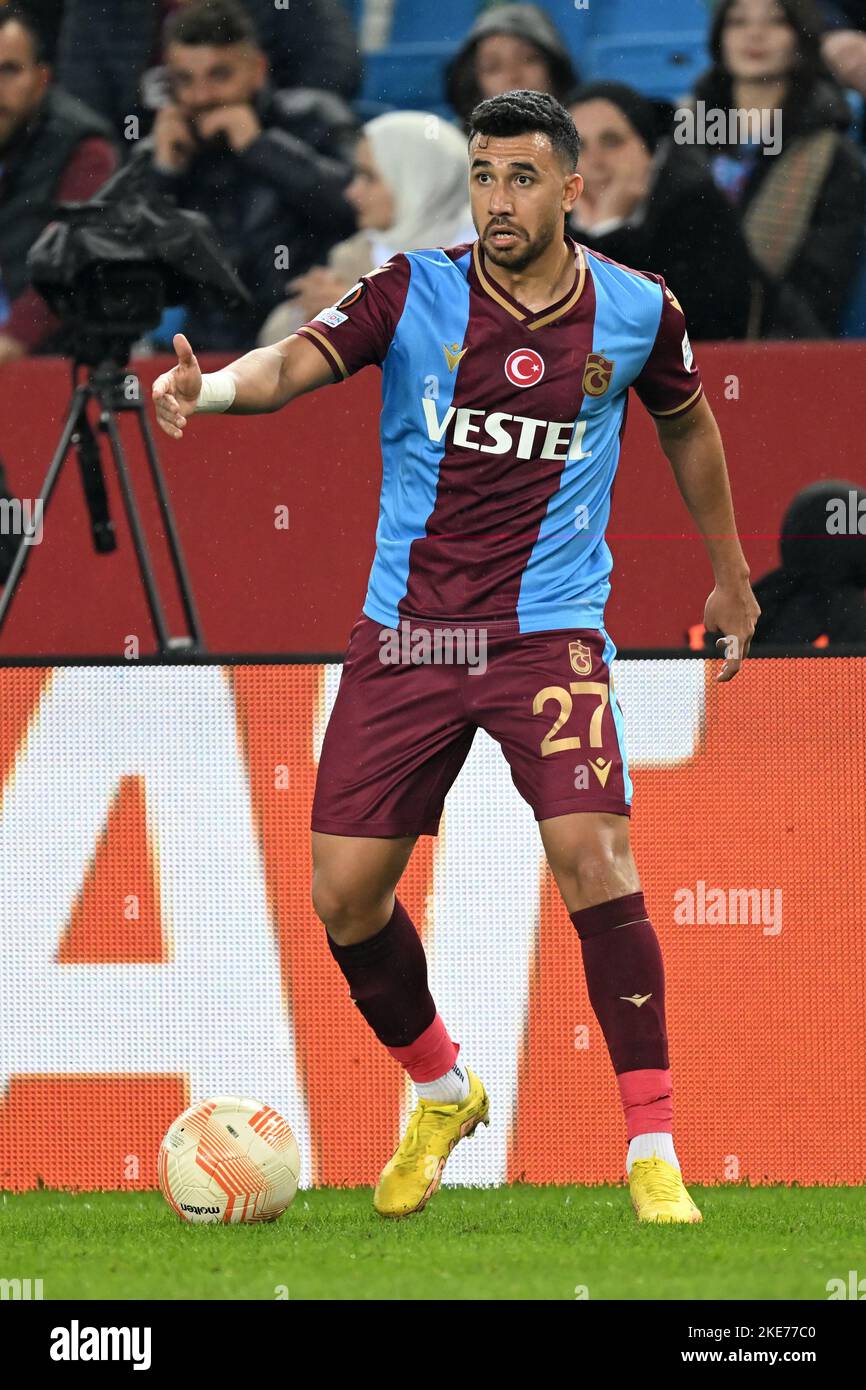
[358, 243, 474, 295]
[581, 243, 667, 300]
[341, 251, 414, 312]
[580, 243, 680, 341]
[338, 244, 473, 326]
[401, 241, 475, 276]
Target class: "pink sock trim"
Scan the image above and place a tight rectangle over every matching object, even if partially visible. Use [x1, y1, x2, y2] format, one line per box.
[386, 1013, 459, 1082]
[617, 1067, 673, 1140]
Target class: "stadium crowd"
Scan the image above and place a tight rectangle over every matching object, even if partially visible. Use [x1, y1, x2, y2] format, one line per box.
[0, 0, 863, 643]
[1, 0, 865, 356]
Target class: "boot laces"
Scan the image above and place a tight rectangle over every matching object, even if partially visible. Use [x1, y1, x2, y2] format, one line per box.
[392, 1100, 458, 1170]
[635, 1158, 684, 1203]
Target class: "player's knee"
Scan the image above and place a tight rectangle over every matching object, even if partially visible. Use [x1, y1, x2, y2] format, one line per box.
[555, 828, 637, 902]
[310, 872, 350, 931]
[575, 846, 627, 898]
[311, 869, 391, 943]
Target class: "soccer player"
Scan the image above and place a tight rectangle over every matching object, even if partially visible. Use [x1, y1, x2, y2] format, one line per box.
[153, 90, 759, 1223]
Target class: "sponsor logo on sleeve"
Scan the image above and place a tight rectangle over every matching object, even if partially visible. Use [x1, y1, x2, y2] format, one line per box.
[313, 306, 349, 328]
[682, 332, 694, 371]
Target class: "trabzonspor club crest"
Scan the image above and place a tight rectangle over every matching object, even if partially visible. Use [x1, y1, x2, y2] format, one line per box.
[569, 640, 593, 675]
[582, 352, 614, 397]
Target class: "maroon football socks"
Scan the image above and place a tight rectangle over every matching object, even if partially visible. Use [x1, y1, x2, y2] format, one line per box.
[570, 890, 673, 1138]
[326, 897, 460, 1080]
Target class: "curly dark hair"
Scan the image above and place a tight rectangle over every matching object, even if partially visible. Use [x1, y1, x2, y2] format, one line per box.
[468, 89, 581, 170]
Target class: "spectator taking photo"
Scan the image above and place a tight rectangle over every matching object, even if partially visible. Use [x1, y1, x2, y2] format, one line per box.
[131, 0, 359, 351]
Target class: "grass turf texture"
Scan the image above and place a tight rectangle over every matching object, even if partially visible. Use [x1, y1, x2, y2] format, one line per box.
[3, 1186, 863, 1300]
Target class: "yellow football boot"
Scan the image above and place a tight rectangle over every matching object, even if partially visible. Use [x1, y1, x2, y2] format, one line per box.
[373, 1069, 490, 1218]
[629, 1156, 703, 1224]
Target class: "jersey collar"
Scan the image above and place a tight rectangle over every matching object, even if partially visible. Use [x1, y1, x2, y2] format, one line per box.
[472, 232, 586, 330]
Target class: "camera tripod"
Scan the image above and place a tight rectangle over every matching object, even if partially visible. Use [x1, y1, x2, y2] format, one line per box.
[0, 355, 203, 652]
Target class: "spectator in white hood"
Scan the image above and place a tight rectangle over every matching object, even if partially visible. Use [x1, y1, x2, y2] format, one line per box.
[258, 110, 475, 345]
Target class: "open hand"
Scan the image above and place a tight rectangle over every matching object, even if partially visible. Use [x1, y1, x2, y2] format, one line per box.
[152, 333, 202, 439]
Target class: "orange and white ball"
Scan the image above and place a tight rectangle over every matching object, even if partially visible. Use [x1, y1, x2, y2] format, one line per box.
[159, 1096, 300, 1224]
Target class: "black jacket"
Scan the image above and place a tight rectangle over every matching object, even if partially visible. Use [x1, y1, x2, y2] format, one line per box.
[571, 142, 758, 340]
[691, 73, 865, 336]
[445, 2, 580, 130]
[817, 1, 865, 28]
[132, 86, 358, 351]
[0, 85, 114, 301]
[56, 0, 362, 137]
[750, 481, 866, 645]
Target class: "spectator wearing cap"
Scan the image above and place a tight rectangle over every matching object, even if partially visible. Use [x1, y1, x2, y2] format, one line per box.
[56, 0, 361, 143]
[131, 0, 359, 351]
[568, 81, 758, 340]
[0, 2, 117, 364]
[445, 3, 580, 134]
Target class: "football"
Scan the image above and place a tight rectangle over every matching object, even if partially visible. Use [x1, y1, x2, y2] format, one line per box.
[158, 1096, 300, 1224]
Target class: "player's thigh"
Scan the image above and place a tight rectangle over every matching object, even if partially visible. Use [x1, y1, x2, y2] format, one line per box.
[473, 627, 632, 824]
[312, 613, 475, 840]
[311, 830, 418, 938]
[539, 810, 640, 913]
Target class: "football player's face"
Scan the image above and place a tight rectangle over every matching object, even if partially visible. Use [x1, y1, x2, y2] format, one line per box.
[469, 131, 581, 271]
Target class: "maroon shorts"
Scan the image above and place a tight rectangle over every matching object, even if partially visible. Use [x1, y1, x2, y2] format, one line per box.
[311, 614, 632, 837]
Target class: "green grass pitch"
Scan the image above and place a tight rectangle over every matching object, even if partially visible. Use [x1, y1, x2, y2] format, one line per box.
[3, 1186, 864, 1300]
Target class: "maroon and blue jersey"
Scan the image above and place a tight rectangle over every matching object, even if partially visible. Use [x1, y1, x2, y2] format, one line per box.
[297, 232, 703, 633]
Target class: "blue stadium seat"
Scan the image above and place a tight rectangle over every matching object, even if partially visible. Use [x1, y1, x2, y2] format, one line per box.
[389, 0, 478, 45]
[386, 0, 712, 51]
[841, 252, 866, 337]
[587, 0, 713, 37]
[504, 0, 591, 60]
[360, 43, 457, 112]
[580, 33, 709, 100]
[844, 90, 864, 144]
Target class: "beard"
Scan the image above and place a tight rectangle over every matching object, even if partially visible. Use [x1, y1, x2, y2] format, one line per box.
[482, 213, 561, 272]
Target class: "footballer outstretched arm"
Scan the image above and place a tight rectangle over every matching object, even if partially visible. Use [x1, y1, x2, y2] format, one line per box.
[655, 394, 760, 682]
[153, 332, 759, 680]
[152, 331, 335, 438]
